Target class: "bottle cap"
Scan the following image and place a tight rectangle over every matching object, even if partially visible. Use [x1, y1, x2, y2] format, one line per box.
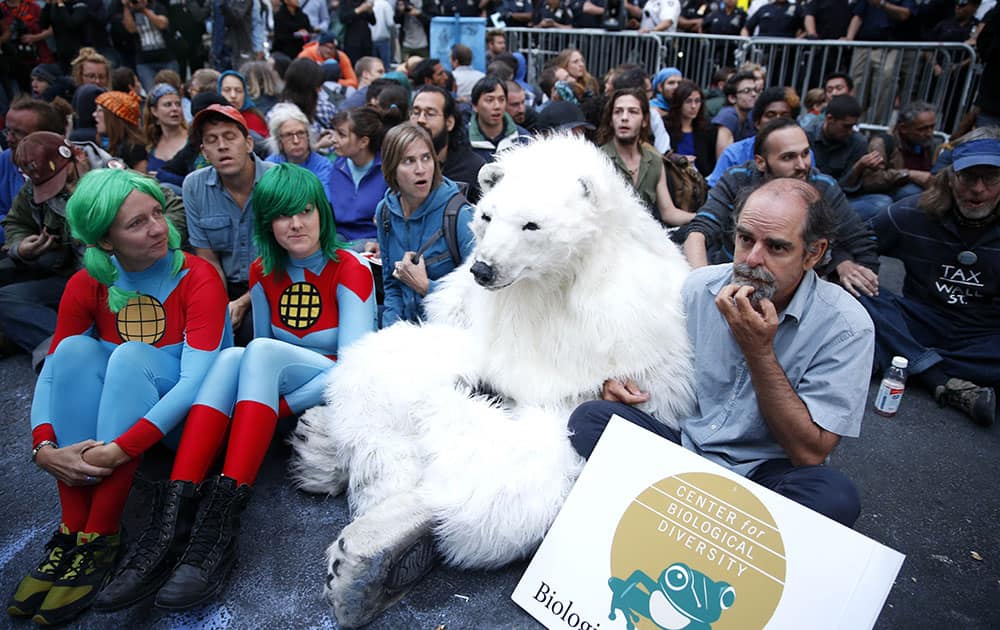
[891, 356, 908, 369]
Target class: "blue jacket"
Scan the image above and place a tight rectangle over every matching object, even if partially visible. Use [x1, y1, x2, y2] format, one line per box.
[0, 149, 25, 244]
[329, 154, 387, 243]
[376, 177, 475, 326]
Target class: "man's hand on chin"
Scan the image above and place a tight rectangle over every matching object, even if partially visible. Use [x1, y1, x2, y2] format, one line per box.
[715, 284, 779, 355]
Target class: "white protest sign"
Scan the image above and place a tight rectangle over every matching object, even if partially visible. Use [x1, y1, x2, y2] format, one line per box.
[512, 416, 905, 630]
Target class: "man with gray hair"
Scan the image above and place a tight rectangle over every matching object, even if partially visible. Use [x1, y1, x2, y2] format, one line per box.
[571, 178, 876, 527]
[863, 101, 941, 201]
[860, 128, 1000, 426]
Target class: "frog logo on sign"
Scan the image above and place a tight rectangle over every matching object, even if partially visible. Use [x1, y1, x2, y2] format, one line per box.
[609, 472, 786, 630]
[609, 562, 735, 630]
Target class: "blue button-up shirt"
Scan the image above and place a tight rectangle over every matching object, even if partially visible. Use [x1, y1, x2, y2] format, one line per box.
[679, 264, 875, 476]
[182, 154, 273, 284]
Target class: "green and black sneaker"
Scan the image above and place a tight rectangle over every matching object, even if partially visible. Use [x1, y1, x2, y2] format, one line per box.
[7, 528, 76, 618]
[32, 532, 121, 627]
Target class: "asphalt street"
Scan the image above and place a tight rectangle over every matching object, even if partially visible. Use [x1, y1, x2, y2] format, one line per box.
[0, 258, 997, 629]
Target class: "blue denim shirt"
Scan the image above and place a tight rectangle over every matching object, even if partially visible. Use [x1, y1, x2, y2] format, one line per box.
[376, 177, 475, 327]
[680, 264, 874, 476]
[183, 154, 273, 284]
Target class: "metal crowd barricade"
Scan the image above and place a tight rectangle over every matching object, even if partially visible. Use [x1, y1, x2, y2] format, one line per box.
[500, 28, 977, 135]
[736, 37, 977, 133]
[502, 28, 663, 88]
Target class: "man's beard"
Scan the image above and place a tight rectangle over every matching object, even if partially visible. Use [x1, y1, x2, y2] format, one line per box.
[431, 127, 448, 153]
[764, 160, 807, 181]
[615, 129, 639, 146]
[731, 263, 777, 307]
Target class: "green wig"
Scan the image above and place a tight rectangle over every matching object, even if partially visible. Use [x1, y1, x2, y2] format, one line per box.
[66, 168, 184, 313]
[252, 162, 347, 275]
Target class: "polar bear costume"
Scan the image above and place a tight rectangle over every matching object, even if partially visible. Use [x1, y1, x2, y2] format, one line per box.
[289, 135, 695, 627]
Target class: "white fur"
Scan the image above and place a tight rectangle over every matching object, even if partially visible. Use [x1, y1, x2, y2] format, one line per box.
[291, 135, 694, 575]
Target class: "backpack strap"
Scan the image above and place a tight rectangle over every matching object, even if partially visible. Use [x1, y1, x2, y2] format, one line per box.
[441, 191, 467, 266]
[411, 191, 468, 265]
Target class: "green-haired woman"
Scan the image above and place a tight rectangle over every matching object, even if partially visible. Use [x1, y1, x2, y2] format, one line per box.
[95, 163, 377, 612]
[9, 169, 229, 625]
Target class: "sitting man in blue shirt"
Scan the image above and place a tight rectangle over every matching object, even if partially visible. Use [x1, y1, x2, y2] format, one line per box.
[570, 178, 875, 527]
[183, 104, 273, 345]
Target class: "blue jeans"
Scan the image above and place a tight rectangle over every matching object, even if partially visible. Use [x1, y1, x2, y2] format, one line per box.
[0, 274, 68, 353]
[372, 38, 392, 69]
[848, 193, 893, 223]
[137, 60, 180, 91]
[568, 400, 862, 527]
[860, 291, 1000, 386]
[891, 183, 924, 202]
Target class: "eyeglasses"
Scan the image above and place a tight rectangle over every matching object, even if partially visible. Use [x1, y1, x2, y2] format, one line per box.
[279, 130, 308, 141]
[410, 107, 442, 120]
[955, 169, 1000, 187]
[3, 127, 27, 140]
[737, 87, 760, 95]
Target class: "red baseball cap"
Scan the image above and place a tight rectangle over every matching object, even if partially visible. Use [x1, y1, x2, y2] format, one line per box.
[191, 104, 249, 141]
[14, 132, 77, 204]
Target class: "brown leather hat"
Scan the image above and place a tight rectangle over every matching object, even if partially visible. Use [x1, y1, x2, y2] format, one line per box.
[14, 131, 76, 204]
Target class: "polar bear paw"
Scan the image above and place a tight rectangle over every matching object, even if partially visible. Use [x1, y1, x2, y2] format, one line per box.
[324, 504, 437, 627]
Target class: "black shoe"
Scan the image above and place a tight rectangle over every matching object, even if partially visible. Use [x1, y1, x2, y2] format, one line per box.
[94, 480, 199, 611]
[6, 529, 76, 618]
[935, 378, 997, 427]
[154, 476, 250, 610]
[32, 532, 121, 626]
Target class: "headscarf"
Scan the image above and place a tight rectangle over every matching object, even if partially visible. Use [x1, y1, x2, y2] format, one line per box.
[218, 70, 256, 111]
[651, 67, 681, 111]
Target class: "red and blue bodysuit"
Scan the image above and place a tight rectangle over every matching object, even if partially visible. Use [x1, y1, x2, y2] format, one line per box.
[170, 249, 376, 486]
[30, 253, 229, 535]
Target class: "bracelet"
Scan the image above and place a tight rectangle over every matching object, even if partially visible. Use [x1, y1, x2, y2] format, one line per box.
[31, 440, 58, 463]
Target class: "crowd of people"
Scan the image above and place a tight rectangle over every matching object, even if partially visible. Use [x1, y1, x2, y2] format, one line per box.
[1, 0, 999, 625]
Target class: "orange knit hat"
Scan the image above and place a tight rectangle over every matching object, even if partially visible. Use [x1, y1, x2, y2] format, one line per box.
[95, 90, 141, 127]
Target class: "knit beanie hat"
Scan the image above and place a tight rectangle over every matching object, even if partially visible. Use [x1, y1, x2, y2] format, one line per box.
[95, 90, 141, 126]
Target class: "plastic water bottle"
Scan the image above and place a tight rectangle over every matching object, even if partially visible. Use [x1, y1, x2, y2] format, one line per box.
[874, 356, 908, 417]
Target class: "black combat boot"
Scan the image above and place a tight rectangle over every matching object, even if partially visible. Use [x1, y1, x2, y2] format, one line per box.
[154, 476, 251, 610]
[94, 480, 199, 611]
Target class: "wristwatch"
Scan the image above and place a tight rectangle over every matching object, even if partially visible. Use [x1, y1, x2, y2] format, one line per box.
[899, 169, 910, 181]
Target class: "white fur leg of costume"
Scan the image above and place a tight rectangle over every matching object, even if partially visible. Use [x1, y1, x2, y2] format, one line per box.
[414, 388, 584, 569]
[324, 491, 436, 628]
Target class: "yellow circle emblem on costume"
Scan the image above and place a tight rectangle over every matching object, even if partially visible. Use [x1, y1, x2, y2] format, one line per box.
[279, 282, 322, 329]
[609, 472, 786, 630]
[116, 294, 167, 344]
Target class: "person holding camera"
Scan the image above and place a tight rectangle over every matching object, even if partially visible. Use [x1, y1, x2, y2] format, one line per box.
[120, 0, 177, 90]
[1, 0, 54, 92]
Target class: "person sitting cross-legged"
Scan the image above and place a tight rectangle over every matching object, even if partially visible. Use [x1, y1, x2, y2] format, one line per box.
[571, 178, 875, 528]
[859, 128, 1000, 427]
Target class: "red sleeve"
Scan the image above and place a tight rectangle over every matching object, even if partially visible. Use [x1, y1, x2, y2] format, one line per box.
[249, 258, 264, 290]
[48, 270, 101, 356]
[114, 419, 164, 458]
[32, 424, 57, 449]
[181, 254, 229, 351]
[339, 253, 374, 303]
